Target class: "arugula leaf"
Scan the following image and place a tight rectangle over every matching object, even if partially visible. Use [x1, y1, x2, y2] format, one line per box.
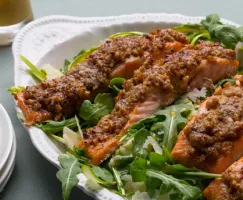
[146, 169, 202, 200]
[7, 86, 25, 95]
[20, 55, 47, 82]
[133, 129, 150, 158]
[145, 174, 163, 198]
[91, 166, 115, 183]
[57, 153, 82, 200]
[67, 46, 98, 71]
[109, 32, 145, 39]
[82, 165, 115, 186]
[130, 158, 147, 182]
[201, 14, 242, 49]
[79, 93, 115, 125]
[214, 25, 242, 49]
[109, 78, 125, 93]
[201, 14, 221, 32]
[36, 117, 77, 134]
[60, 59, 71, 74]
[155, 101, 195, 152]
[161, 164, 221, 181]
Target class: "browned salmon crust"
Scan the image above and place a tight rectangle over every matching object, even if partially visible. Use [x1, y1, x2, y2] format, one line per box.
[19, 29, 187, 125]
[204, 157, 243, 200]
[172, 75, 243, 173]
[78, 41, 238, 165]
[186, 83, 243, 160]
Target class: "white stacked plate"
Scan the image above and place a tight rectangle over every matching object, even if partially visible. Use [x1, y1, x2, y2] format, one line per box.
[0, 104, 16, 193]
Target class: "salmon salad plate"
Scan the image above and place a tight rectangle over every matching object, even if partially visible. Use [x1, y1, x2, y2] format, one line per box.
[9, 13, 243, 200]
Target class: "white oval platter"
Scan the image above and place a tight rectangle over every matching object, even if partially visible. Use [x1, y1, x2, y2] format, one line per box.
[12, 13, 239, 200]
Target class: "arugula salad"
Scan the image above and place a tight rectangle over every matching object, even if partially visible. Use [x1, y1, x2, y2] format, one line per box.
[8, 14, 243, 200]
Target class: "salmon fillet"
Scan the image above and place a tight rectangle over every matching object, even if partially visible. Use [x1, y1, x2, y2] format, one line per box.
[172, 75, 243, 174]
[77, 41, 238, 165]
[16, 29, 187, 125]
[204, 157, 243, 200]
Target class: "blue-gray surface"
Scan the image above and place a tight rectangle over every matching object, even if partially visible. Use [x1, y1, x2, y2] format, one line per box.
[1, 0, 243, 199]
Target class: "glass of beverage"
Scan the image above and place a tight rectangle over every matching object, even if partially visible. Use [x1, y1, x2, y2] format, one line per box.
[0, 0, 33, 46]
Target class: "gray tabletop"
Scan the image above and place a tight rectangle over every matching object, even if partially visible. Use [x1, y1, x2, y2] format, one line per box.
[1, 0, 243, 199]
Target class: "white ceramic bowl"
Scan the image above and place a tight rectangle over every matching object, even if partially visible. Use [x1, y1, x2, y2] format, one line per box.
[12, 13, 239, 200]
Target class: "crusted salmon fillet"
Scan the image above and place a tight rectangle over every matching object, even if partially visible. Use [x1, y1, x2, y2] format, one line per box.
[77, 41, 238, 165]
[204, 157, 243, 200]
[15, 29, 187, 125]
[172, 75, 243, 174]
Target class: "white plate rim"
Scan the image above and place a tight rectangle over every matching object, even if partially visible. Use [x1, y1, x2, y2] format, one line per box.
[0, 104, 14, 172]
[0, 119, 16, 192]
[12, 13, 240, 200]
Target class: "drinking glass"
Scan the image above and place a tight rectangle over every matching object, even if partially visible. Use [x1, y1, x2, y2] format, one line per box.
[0, 0, 33, 45]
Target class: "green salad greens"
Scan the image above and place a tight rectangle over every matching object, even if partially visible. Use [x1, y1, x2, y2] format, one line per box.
[67, 46, 98, 71]
[173, 24, 211, 45]
[10, 14, 241, 200]
[20, 55, 47, 82]
[174, 14, 243, 49]
[79, 93, 115, 126]
[57, 153, 82, 200]
[56, 91, 214, 200]
[7, 86, 25, 95]
[37, 117, 77, 134]
[109, 77, 126, 93]
[60, 59, 71, 74]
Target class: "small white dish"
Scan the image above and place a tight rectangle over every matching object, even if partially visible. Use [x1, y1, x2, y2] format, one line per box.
[0, 104, 14, 172]
[0, 132, 16, 193]
[12, 13, 239, 200]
